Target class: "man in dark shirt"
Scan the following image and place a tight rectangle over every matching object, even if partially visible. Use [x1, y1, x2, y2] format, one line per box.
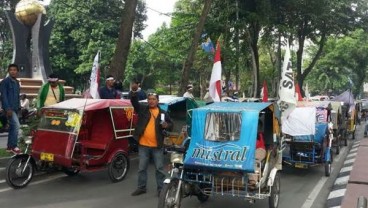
[99, 75, 120, 99]
[0, 64, 21, 154]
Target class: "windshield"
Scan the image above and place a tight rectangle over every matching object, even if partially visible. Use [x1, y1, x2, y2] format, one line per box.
[204, 112, 242, 141]
[38, 109, 83, 134]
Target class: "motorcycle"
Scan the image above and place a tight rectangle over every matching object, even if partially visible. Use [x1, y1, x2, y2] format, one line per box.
[159, 143, 209, 208]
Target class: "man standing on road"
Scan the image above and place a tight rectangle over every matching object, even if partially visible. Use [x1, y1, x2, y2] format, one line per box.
[130, 91, 173, 196]
[37, 73, 65, 109]
[0, 64, 21, 154]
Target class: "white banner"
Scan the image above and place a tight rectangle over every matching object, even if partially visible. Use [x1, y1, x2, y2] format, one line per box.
[278, 42, 296, 119]
[89, 51, 100, 99]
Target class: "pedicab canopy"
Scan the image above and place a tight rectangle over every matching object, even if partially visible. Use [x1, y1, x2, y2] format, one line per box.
[39, 98, 134, 134]
[44, 98, 132, 111]
[184, 102, 276, 172]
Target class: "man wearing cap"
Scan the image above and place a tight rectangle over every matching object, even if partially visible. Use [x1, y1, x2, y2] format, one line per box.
[37, 73, 65, 109]
[99, 75, 120, 99]
[183, 85, 194, 99]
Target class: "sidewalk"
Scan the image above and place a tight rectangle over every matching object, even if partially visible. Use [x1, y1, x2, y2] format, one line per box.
[340, 137, 368, 208]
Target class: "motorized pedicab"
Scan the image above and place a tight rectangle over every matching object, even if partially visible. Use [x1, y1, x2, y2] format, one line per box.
[282, 105, 334, 176]
[6, 98, 137, 189]
[159, 102, 282, 208]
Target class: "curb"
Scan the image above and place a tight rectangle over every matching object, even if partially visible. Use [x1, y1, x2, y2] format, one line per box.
[326, 140, 361, 207]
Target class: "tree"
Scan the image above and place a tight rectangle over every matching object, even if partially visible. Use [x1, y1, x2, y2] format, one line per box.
[275, 0, 368, 96]
[48, 0, 146, 90]
[109, 0, 139, 80]
[178, 0, 212, 95]
[307, 29, 368, 96]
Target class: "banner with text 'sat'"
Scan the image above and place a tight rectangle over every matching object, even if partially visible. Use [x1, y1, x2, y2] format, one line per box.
[277, 42, 296, 120]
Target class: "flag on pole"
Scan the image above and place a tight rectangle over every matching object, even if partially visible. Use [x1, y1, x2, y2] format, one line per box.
[209, 41, 222, 102]
[88, 51, 100, 99]
[277, 41, 296, 119]
[262, 80, 268, 102]
[295, 82, 303, 101]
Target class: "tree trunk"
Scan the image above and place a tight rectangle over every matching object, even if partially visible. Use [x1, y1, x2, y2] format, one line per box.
[178, 0, 212, 96]
[297, 32, 327, 96]
[245, 23, 260, 98]
[109, 0, 138, 80]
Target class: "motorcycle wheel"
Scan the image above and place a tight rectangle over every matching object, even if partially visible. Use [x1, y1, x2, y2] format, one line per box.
[269, 172, 280, 208]
[6, 157, 34, 189]
[158, 178, 181, 208]
[108, 152, 129, 182]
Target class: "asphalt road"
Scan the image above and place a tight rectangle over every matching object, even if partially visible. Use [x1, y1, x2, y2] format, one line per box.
[0, 126, 361, 208]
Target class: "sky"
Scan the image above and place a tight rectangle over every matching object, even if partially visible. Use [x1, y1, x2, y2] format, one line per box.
[142, 0, 177, 39]
[40, 0, 177, 39]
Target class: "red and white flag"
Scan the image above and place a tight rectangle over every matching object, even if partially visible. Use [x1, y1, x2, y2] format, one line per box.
[262, 80, 268, 102]
[209, 42, 222, 102]
[88, 51, 100, 99]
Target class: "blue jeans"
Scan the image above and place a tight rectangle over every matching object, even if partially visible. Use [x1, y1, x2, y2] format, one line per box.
[137, 146, 166, 191]
[8, 111, 20, 148]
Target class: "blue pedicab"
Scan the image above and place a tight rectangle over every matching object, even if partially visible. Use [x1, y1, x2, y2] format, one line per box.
[282, 106, 334, 176]
[158, 102, 282, 208]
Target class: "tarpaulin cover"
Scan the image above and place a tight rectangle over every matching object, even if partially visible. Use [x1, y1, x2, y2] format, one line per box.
[292, 123, 327, 144]
[44, 98, 132, 111]
[282, 107, 316, 136]
[333, 90, 354, 106]
[184, 102, 272, 172]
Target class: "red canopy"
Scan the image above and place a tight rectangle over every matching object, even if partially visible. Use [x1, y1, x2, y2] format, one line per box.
[43, 98, 132, 111]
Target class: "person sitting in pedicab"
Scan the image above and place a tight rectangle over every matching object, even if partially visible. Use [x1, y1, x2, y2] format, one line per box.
[248, 120, 266, 188]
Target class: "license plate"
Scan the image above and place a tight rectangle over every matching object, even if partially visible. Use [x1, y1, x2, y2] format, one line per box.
[40, 152, 54, 162]
[295, 163, 308, 169]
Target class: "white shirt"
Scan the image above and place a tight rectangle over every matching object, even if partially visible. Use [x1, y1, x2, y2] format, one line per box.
[183, 91, 194, 99]
[21, 98, 30, 110]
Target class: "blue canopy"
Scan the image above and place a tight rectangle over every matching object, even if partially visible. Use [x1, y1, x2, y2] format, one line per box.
[184, 102, 274, 172]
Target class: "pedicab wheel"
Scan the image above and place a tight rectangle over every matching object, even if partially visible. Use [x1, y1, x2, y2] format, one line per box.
[63, 167, 80, 176]
[196, 192, 209, 203]
[269, 172, 280, 208]
[6, 157, 34, 189]
[108, 152, 129, 182]
[158, 178, 181, 208]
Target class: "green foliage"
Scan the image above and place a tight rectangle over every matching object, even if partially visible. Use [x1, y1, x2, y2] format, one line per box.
[307, 29, 368, 96]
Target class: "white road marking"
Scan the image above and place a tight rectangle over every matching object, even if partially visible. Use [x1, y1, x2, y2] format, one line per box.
[344, 158, 356, 165]
[349, 147, 358, 153]
[340, 166, 353, 173]
[352, 143, 360, 148]
[334, 176, 350, 186]
[0, 179, 5, 184]
[346, 152, 357, 158]
[0, 167, 5, 171]
[330, 206, 341, 208]
[301, 176, 329, 208]
[0, 174, 64, 193]
[301, 147, 348, 208]
[328, 189, 346, 199]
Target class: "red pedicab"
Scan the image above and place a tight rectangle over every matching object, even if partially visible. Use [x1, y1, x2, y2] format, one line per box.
[5, 98, 137, 189]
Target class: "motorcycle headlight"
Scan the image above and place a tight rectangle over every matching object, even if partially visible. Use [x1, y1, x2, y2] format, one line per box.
[170, 152, 184, 164]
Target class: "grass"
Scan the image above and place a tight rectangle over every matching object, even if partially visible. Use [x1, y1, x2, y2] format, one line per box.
[0, 148, 12, 158]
